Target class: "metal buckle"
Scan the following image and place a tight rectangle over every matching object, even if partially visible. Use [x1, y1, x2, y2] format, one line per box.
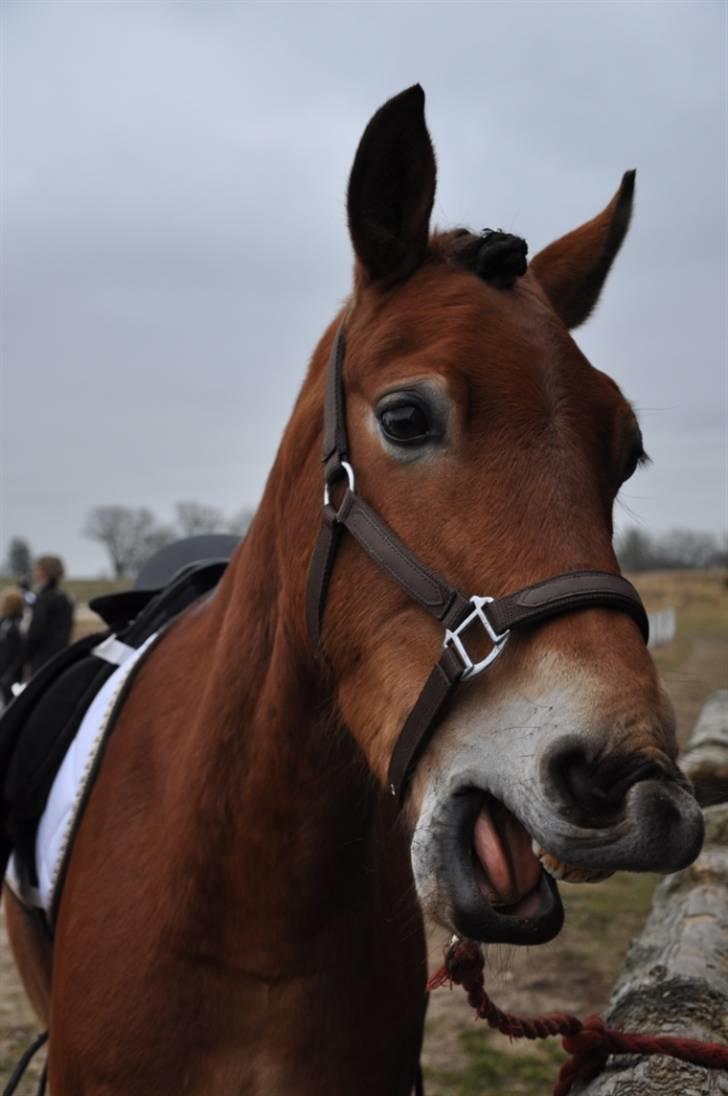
[324, 460, 355, 506]
[444, 596, 510, 679]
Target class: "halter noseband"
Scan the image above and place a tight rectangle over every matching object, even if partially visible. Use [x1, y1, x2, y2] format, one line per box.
[306, 326, 649, 803]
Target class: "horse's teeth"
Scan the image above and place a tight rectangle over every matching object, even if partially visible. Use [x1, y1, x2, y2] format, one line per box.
[531, 841, 614, 884]
[541, 856, 566, 880]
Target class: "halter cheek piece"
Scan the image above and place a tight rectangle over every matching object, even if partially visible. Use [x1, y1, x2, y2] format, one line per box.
[306, 326, 649, 803]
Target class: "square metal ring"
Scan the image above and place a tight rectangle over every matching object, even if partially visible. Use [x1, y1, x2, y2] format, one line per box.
[443, 595, 510, 679]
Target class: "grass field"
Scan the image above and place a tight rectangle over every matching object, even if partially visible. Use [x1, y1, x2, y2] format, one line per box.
[64, 576, 131, 604]
[0, 575, 130, 606]
[1, 569, 726, 1093]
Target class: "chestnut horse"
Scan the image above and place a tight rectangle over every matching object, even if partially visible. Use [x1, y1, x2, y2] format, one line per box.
[5, 86, 703, 1095]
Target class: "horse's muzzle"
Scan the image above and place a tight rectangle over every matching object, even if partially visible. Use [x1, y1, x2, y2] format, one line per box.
[412, 760, 703, 948]
[536, 739, 705, 874]
[530, 774, 705, 875]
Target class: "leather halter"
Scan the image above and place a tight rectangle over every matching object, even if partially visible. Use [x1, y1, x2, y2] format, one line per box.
[306, 326, 649, 803]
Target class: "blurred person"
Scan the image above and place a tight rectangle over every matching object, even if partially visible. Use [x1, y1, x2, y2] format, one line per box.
[0, 587, 25, 706]
[18, 575, 36, 607]
[24, 555, 74, 676]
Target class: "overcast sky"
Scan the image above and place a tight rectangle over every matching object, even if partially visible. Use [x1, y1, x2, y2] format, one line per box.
[1, 0, 726, 575]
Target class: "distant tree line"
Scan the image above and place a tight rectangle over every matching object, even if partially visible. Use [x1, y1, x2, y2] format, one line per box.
[4, 522, 725, 583]
[615, 527, 728, 572]
[82, 502, 254, 578]
[5, 536, 32, 580]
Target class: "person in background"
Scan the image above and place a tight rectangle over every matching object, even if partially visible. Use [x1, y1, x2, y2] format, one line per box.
[0, 588, 25, 706]
[23, 555, 74, 676]
[18, 575, 35, 608]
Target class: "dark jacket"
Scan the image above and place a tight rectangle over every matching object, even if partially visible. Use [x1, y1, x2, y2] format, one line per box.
[0, 616, 23, 703]
[24, 581, 74, 676]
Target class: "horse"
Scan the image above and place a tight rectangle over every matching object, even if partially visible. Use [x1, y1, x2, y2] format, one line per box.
[4, 84, 704, 1095]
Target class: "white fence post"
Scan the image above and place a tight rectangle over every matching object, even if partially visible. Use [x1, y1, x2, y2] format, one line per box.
[647, 607, 676, 649]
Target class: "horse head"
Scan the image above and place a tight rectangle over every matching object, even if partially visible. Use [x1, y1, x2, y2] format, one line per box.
[282, 85, 703, 948]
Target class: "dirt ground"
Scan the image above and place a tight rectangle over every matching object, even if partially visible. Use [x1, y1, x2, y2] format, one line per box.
[1, 570, 726, 1094]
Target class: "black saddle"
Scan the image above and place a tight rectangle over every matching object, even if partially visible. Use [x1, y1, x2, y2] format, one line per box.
[0, 535, 239, 905]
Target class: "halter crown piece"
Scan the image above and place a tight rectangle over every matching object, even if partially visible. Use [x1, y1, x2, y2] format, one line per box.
[306, 326, 649, 802]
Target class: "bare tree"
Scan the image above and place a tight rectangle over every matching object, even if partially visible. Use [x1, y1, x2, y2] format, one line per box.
[5, 536, 32, 579]
[659, 528, 718, 569]
[83, 506, 175, 578]
[709, 535, 728, 568]
[227, 507, 254, 538]
[615, 528, 657, 571]
[616, 526, 723, 572]
[175, 501, 226, 537]
[142, 524, 178, 560]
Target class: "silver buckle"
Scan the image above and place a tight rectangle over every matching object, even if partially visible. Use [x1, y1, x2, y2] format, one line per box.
[444, 596, 510, 679]
[324, 460, 355, 506]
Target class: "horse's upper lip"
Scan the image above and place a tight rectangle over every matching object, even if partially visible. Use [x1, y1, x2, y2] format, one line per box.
[520, 778, 704, 874]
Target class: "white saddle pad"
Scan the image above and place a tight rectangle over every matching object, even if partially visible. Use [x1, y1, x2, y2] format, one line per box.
[6, 633, 158, 915]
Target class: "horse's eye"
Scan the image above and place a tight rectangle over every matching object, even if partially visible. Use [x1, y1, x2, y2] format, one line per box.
[621, 439, 648, 483]
[379, 402, 431, 445]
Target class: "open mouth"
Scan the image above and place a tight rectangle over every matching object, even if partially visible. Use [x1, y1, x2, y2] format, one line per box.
[440, 790, 611, 945]
[419, 757, 704, 948]
[473, 794, 613, 915]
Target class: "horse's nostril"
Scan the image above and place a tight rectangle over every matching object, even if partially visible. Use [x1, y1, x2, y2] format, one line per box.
[565, 751, 625, 820]
[545, 742, 672, 824]
[566, 756, 615, 816]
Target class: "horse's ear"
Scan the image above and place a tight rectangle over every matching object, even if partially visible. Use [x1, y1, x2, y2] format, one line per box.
[347, 84, 436, 286]
[529, 171, 636, 329]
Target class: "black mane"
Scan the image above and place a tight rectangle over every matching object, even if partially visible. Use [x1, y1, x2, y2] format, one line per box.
[446, 228, 528, 289]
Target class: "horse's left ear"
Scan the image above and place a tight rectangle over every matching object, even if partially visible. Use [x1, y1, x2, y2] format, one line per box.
[529, 171, 635, 329]
[347, 84, 436, 286]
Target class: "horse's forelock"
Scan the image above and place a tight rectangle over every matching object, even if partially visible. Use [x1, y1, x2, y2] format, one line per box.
[433, 228, 529, 290]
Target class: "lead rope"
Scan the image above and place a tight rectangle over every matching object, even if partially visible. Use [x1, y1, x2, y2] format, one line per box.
[426, 938, 728, 1094]
[1, 1030, 48, 1096]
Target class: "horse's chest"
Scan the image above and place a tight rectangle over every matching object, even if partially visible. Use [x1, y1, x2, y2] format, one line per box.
[52, 949, 423, 1095]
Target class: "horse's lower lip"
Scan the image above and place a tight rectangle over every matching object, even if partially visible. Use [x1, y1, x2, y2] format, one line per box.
[478, 868, 552, 920]
[442, 789, 564, 945]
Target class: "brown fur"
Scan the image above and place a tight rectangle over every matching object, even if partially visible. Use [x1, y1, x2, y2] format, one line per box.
[529, 170, 636, 329]
[5, 89, 669, 1094]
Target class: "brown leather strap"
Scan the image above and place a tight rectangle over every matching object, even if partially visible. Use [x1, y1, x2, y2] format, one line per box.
[337, 490, 471, 624]
[307, 321, 651, 805]
[487, 571, 648, 639]
[308, 487, 647, 651]
[306, 505, 343, 651]
[308, 490, 648, 801]
[321, 326, 349, 465]
[388, 646, 464, 798]
[386, 571, 647, 801]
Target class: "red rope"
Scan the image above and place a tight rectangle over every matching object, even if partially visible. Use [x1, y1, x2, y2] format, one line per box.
[426, 938, 728, 1094]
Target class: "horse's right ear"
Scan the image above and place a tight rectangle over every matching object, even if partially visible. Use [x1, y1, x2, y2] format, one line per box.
[529, 172, 636, 329]
[347, 85, 436, 286]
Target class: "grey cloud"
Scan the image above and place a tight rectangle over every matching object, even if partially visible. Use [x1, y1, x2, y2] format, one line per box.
[1, 0, 725, 572]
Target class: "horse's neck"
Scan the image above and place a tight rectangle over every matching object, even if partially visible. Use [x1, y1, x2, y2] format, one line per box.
[168, 501, 394, 973]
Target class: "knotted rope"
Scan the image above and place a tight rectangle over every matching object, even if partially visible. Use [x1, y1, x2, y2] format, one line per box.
[426, 937, 728, 1095]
